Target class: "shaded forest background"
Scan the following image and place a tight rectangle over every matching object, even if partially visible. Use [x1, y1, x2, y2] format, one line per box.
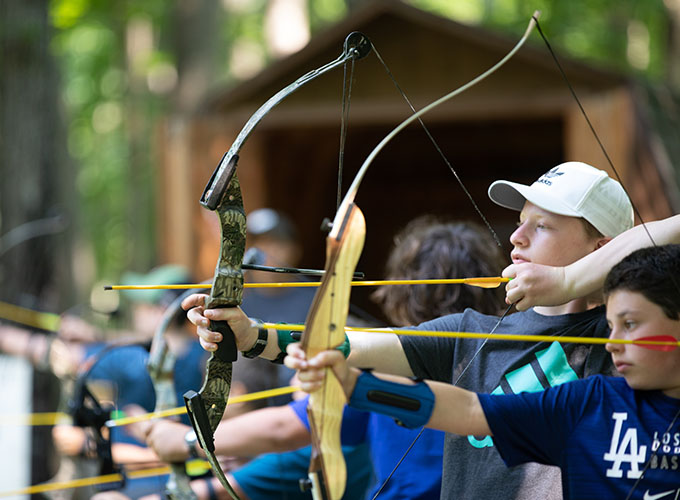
[1, 0, 679, 317]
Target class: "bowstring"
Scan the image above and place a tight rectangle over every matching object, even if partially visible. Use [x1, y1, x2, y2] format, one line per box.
[533, 17, 680, 498]
[533, 18, 656, 244]
[364, 39, 518, 496]
[623, 406, 680, 500]
[368, 12, 676, 496]
[337, 56, 356, 212]
[534, 17, 680, 302]
[370, 303, 513, 500]
[301, 51, 358, 500]
[370, 46, 505, 253]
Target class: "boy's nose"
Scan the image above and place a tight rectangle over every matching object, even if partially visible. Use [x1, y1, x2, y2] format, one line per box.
[605, 330, 622, 353]
[509, 226, 527, 248]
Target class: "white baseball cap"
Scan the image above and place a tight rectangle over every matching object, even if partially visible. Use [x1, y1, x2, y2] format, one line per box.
[488, 161, 633, 238]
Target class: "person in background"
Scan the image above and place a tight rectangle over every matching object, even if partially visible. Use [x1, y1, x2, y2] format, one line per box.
[0, 265, 197, 498]
[186, 162, 659, 499]
[55, 265, 225, 499]
[352, 217, 506, 499]
[144, 217, 506, 499]
[240, 208, 319, 393]
[241, 208, 315, 321]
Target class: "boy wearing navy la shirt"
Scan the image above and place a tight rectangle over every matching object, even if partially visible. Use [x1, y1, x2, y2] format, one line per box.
[289, 244, 680, 499]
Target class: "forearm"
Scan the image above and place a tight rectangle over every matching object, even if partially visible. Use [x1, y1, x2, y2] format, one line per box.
[564, 215, 680, 298]
[111, 443, 160, 467]
[428, 382, 490, 436]
[347, 330, 414, 377]
[214, 405, 310, 457]
[352, 370, 490, 436]
[0, 325, 44, 362]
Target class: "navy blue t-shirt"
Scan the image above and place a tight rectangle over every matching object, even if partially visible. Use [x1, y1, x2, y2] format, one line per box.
[479, 375, 680, 499]
[87, 341, 207, 444]
[230, 396, 372, 499]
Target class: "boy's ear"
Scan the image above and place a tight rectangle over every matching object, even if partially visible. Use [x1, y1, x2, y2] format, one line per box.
[595, 237, 612, 250]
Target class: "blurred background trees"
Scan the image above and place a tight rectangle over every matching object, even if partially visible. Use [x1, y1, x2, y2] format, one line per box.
[1, 0, 678, 311]
[1, 0, 677, 489]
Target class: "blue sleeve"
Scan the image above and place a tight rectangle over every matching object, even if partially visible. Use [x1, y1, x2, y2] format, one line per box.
[289, 396, 310, 430]
[232, 448, 312, 500]
[233, 444, 372, 500]
[87, 346, 155, 446]
[478, 377, 594, 467]
[288, 396, 370, 446]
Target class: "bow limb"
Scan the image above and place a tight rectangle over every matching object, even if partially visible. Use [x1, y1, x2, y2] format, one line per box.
[148, 289, 203, 499]
[199, 31, 370, 212]
[183, 166, 244, 500]
[183, 32, 371, 500]
[343, 12, 539, 209]
[301, 202, 366, 500]
[299, 15, 539, 499]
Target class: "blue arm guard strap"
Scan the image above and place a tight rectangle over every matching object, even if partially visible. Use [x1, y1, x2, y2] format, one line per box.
[349, 370, 435, 429]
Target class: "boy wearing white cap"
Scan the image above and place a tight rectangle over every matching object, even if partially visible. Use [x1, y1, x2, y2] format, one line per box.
[382, 161, 632, 499]
[488, 161, 633, 240]
[184, 161, 673, 499]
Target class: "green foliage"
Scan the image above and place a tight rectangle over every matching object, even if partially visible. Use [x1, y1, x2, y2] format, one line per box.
[411, 0, 669, 79]
[309, 0, 347, 30]
[47, 0, 672, 288]
[50, 0, 173, 282]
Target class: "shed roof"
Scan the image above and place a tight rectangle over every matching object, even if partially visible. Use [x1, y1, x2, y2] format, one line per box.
[202, 0, 624, 121]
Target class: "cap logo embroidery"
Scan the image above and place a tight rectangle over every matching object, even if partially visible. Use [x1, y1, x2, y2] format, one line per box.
[535, 167, 564, 186]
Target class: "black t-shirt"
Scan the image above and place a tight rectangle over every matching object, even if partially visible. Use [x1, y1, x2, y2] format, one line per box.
[400, 306, 616, 500]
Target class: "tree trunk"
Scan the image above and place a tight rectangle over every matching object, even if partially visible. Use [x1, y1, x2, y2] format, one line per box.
[0, 0, 74, 488]
[666, 0, 680, 91]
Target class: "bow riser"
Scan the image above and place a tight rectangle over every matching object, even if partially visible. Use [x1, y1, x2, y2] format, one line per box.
[185, 163, 244, 500]
[302, 203, 366, 500]
[186, 32, 371, 500]
[199, 171, 246, 431]
[207, 173, 246, 311]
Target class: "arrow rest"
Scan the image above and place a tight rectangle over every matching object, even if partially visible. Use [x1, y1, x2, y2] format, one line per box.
[320, 217, 333, 234]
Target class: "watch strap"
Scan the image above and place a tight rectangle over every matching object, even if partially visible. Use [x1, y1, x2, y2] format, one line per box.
[241, 319, 267, 359]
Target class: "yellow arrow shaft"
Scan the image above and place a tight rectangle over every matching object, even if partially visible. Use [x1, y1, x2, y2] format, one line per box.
[107, 277, 509, 291]
[262, 322, 680, 349]
[0, 300, 60, 331]
[106, 384, 300, 427]
[1, 385, 300, 428]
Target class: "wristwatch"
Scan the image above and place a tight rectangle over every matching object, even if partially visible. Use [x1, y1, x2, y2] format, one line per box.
[241, 318, 268, 358]
[184, 429, 200, 459]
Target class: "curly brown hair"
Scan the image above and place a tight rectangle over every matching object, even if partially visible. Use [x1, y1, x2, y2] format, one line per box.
[371, 217, 507, 326]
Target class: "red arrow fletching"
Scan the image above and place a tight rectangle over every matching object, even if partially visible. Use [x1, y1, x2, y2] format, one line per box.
[631, 335, 679, 352]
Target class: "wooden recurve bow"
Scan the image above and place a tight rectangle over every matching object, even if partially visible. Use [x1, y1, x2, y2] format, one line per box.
[182, 32, 371, 500]
[299, 201, 366, 500]
[296, 17, 543, 497]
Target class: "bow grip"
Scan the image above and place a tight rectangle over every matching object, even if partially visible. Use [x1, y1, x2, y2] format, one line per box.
[208, 309, 239, 363]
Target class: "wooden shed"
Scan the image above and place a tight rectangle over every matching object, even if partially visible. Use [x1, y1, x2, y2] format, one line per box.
[156, 0, 678, 319]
